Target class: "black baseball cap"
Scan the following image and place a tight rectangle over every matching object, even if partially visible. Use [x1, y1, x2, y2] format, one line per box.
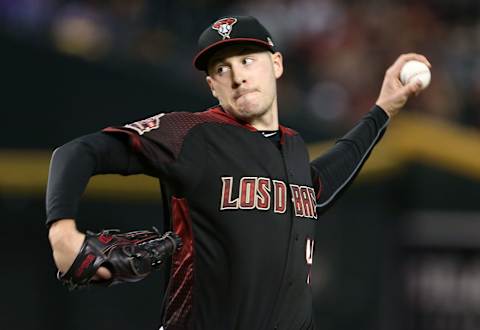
[193, 16, 277, 72]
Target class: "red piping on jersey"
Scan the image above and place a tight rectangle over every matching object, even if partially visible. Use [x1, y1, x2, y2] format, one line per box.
[102, 127, 142, 151]
[279, 125, 296, 136]
[205, 106, 299, 143]
[278, 125, 297, 144]
[163, 197, 194, 329]
[206, 106, 258, 132]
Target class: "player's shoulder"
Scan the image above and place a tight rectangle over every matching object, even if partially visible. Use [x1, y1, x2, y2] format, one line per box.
[119, 107, 215, 136]
[120, 106, 300, 137]
[279, 125, 299, 137]
[158, 105, 256, 131]
[193, 106, 301, 136]
[192, 107, 301, 140]
[148, 105, 231, 125]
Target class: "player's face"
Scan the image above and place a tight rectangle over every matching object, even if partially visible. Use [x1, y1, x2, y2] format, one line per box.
[206, 45, 283, 129]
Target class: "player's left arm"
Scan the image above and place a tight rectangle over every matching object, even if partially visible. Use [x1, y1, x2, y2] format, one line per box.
[311, 53, 431, 212]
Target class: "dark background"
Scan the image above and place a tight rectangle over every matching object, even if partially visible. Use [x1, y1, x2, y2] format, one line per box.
[1, 1, 480, 329]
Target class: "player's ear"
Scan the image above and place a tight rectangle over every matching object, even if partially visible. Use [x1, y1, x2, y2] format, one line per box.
[272, 52, 283, 79]
[206, 76, 218, 99]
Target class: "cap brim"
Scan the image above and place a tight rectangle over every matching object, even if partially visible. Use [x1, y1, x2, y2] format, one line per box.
[193, 38, 275, 72]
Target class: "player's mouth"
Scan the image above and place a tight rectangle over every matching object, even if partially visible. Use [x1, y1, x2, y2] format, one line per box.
[233, 89, 258, 101]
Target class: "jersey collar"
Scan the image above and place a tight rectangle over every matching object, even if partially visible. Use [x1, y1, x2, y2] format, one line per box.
[206, 105, 297, 143]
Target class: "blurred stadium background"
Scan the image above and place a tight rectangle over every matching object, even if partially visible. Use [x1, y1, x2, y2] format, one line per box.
[1, 0, 479, 329]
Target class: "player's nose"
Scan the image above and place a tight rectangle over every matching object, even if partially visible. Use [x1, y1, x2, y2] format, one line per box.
[230, 64, 247, 88]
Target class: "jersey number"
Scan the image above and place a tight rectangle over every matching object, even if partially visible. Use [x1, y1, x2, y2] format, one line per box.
[306, 238, 315, 284]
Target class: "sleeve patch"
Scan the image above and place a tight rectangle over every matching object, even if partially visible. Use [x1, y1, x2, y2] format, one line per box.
[124, 114, 165, 135]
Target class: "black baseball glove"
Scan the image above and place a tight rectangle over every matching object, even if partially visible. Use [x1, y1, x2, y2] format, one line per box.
[57, 228, 182, 290]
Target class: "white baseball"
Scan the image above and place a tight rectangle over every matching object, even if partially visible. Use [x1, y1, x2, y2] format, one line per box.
[400, 60, 431, 89]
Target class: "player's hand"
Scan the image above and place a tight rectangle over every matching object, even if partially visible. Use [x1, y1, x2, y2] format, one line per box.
[48, 219, 112, 280]
[375, 53, 431, 117]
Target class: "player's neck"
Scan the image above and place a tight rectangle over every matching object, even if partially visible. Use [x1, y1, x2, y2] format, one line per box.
[249, 101, 279, 131]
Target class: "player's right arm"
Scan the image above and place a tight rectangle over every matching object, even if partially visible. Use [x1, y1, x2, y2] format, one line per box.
[46, 132, 154, 279]
[310, 53, 430, 213]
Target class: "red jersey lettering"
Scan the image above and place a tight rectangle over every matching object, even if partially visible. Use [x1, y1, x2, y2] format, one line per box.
[273, 180, 287, 214]
[239, 177, 256, 209]
[220, 177, 239, 210]
[256, 177, 271, 210]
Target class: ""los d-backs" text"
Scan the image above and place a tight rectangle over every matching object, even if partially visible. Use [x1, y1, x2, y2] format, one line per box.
[220, 176, 317, 219]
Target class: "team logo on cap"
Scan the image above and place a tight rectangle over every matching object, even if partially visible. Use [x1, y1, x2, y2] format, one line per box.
[212, 17, 237, 40]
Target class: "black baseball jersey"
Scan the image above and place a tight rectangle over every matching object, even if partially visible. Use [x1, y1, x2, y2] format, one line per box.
[46, 105, 388, 330]
[102, 105, 388, 329]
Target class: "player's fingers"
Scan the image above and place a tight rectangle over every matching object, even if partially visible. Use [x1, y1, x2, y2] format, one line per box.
[401, 79, 423, 97]
[386, 53, 431, 78]
[396, 53, 431, 68]
[93, 266, 112, 280]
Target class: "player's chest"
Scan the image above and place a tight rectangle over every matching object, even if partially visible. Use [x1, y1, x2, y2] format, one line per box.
[199, 129, 316, 219]
[205, 128, 309, 177]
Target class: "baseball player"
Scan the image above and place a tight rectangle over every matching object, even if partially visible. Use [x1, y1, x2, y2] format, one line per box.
[46, 16, 430, 329]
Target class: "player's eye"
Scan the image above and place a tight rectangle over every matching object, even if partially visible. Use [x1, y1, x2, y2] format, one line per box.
[243, 57, 254, 65]
[216, 65, 230, 75]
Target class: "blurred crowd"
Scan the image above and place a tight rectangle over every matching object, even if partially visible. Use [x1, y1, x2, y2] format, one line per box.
[2, 0, 480, 136]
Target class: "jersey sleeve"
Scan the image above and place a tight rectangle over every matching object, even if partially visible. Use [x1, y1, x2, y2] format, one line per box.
[102, 112, 204, 179]
[310, 105, 389, 213]
[46, 112, 207, 227]
[45, 132, 154, 226]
